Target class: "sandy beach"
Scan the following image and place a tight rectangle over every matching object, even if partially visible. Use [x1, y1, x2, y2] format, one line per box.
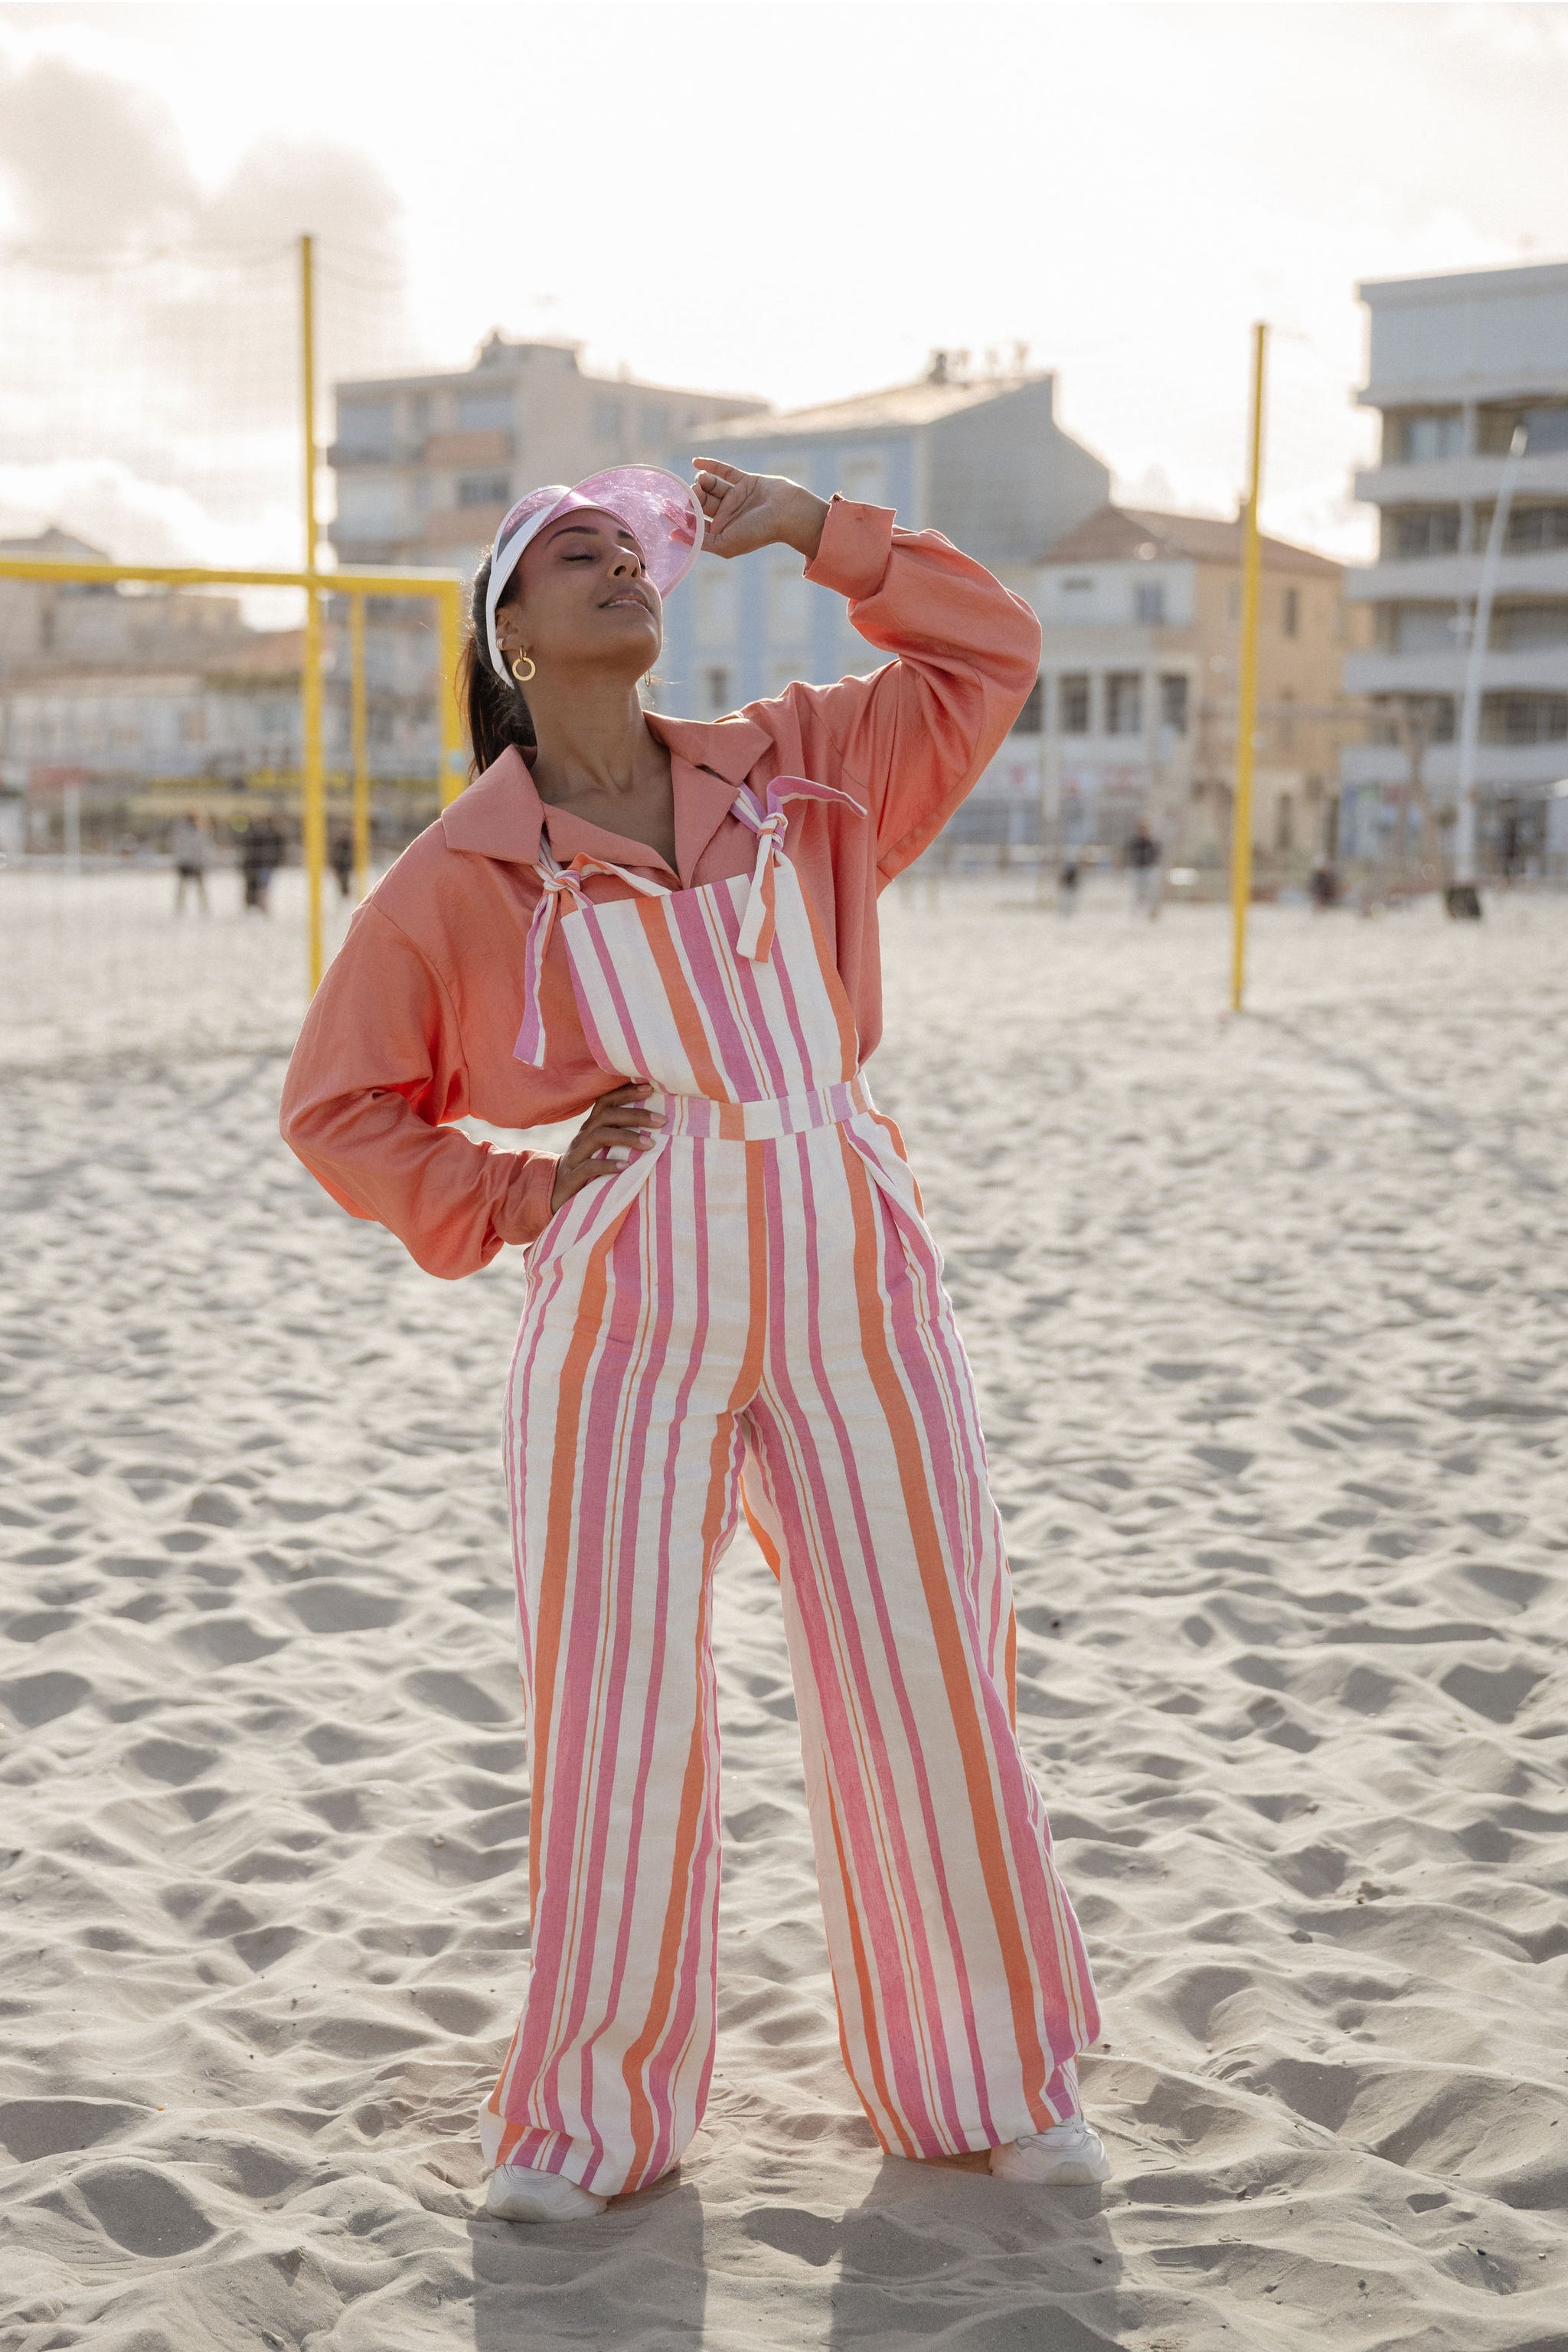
[2, 867, 1565, 2351]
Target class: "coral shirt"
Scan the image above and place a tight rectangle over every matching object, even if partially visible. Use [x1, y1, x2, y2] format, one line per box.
[279, 498, 1040, 1278]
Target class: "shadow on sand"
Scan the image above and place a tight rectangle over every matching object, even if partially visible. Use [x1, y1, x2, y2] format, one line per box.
[469, 2172, 704, 2349]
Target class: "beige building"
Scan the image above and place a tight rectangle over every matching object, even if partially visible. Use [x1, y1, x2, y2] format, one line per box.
[987, 505, 1369, 874]
[328, 335, 767, 580]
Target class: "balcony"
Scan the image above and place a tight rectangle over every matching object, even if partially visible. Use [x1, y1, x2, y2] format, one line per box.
[422, 428, 514, 468]
[1347, 547, 1568, 603]
[1341, 739, 1568, 792]
[1354, 449, 1568, 508]
[1344, 646, 1568, 696]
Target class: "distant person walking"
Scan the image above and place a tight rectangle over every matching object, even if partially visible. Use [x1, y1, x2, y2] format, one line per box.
[170, 812, 214, 913]
[240, 815, 283, 913]
[1127, 820, 1161, 917]
[1057, 856, 1081, 915]
[330, 828, 354, 901]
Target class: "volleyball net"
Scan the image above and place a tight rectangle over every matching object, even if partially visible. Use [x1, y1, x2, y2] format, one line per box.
[0, 235, 466, 1067]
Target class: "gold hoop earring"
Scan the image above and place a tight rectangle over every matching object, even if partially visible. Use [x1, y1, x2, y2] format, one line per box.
[510, 652, 536, 685]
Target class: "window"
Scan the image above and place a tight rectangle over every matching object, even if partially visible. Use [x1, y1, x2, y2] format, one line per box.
[335, 475, 403, 535]
[1059, 673, 1090, 734]
[1282, 587, 1300, 638]
[1390, 507, 1462, 559]
[840, 450, 887, 508]
[1159, 674, 1188, 734]
[1276, 792, 1295, 853]
[1011, 678, 1044, 735]
[1507, 505, 1568, 554]
[1400, 411, 1465, 463]
[1279, 688, 1296, 753]
[592, 397, 621, 443]
[1106, 673, 1142, 735]
[704, 666, 731, 714]
[458, 473, 511, 507]
[1482, 693, 1568, 745]
[456, 391, 512, 433]
[1225, 581, 1241, 627]
[1395, 606, 1462, 654]
[768, 564, 811, 642]
[695, 561, 737, 645]
[1061, 575, 1093, 610]
[1133, 581, 1165, 625]
[1491, 603, 1568, 650]
[1478, 403, 1568, 456]
[337, 399, 397, 457]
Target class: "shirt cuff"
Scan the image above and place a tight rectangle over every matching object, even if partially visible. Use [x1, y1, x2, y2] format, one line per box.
[492, 1150, 560, 1248]
[805, 496, 895, 603]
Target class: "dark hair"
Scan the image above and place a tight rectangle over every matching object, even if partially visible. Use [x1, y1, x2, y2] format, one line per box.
[460, 553, 535, 778]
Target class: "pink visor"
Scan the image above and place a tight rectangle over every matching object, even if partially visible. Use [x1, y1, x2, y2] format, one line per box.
[484, 465, 704, 681]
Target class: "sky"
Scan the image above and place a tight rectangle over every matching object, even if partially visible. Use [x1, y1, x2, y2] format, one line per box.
[1, 0, 1566, 575]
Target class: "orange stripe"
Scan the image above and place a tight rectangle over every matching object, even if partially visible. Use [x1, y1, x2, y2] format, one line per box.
[639, 900, 730, 1098]
[838, 1131, 1048, 2092]
[528, 1229, 612, 1923]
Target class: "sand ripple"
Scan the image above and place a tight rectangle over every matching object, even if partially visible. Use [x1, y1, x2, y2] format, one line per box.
[2, 884, 1566, 2348]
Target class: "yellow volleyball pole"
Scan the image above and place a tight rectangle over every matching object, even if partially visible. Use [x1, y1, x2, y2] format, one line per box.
[299, 230, 327, 994]
[439, 580, 466, 806]
[1230, 320, 1268, 1014]
[350, 591, 371, 898]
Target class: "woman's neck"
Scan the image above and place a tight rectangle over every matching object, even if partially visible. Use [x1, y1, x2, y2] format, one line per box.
[528, 676, 657, 809]
[526, 671, 677, 867]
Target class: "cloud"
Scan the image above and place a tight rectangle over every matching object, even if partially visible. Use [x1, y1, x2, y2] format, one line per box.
[0, 46, 416, 566]
[0, 47, 400, 260]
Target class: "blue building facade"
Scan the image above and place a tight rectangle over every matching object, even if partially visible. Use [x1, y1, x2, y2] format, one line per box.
[658, 368, 1109, 725]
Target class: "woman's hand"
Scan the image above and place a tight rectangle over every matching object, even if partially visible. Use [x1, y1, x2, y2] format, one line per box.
[692, 459, 828, 564]
[549, 1082, 663, 1216]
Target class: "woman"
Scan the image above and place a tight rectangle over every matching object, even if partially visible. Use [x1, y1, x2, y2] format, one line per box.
[281, 459, 1106, 2221]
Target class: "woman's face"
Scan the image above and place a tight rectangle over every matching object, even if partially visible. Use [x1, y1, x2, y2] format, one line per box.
[494, 510, 663, 681]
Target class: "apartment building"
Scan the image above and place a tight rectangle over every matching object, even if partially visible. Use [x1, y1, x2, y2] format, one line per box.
[328, 334, 766, 579]
[1005, 505, 1364, 868]
[659, 357, 1110, 719]
[1341, 259, 1568, 871]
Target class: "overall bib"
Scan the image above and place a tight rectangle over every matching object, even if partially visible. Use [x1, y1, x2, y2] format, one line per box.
[479, 781, 1099, 2197]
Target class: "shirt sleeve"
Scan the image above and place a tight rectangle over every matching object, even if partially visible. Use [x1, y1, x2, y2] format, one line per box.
[794, 497, 1042, 880]
[278, 900, 560, 1279]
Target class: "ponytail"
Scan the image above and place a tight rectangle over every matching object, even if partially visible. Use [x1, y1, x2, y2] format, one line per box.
[460, 553, 535, 779]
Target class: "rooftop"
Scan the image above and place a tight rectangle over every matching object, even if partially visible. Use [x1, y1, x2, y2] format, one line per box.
[701, 370, 1047, 442]
[1040, 504, 1344, 580]
[1359, 256, 1568, 307]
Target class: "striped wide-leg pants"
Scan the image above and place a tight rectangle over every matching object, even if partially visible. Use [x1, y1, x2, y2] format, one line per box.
[481, 1109, 1099, 2198]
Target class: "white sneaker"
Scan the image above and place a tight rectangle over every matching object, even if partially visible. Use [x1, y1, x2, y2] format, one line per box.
[990, 2117, 1112, 2185]
[485, 2163, 608, 2222]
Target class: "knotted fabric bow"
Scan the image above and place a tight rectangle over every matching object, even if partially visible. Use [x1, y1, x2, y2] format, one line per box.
[514, 851, 669, 1068]
[731, 777, 863, 962]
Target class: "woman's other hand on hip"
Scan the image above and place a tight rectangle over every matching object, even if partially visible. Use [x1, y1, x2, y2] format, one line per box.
[549, 1083, 664, 1216]
[691, 459, 828, 564]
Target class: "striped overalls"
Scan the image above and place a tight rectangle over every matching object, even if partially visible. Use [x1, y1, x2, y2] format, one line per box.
[479, 779, 1099, 2197]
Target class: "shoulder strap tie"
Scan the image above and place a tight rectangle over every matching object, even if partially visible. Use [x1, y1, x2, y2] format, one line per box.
[730, 777, 862, 961]
[514, 846, 669, 1068]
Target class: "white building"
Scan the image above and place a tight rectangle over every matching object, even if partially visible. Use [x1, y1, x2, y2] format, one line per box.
[1341, 259, 1568, 872]
[329, 335, 765, 581]
[1006, 506, 1359, 868]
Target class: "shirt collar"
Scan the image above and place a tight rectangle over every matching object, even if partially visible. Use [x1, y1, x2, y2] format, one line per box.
[439, 712, 771, 884]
